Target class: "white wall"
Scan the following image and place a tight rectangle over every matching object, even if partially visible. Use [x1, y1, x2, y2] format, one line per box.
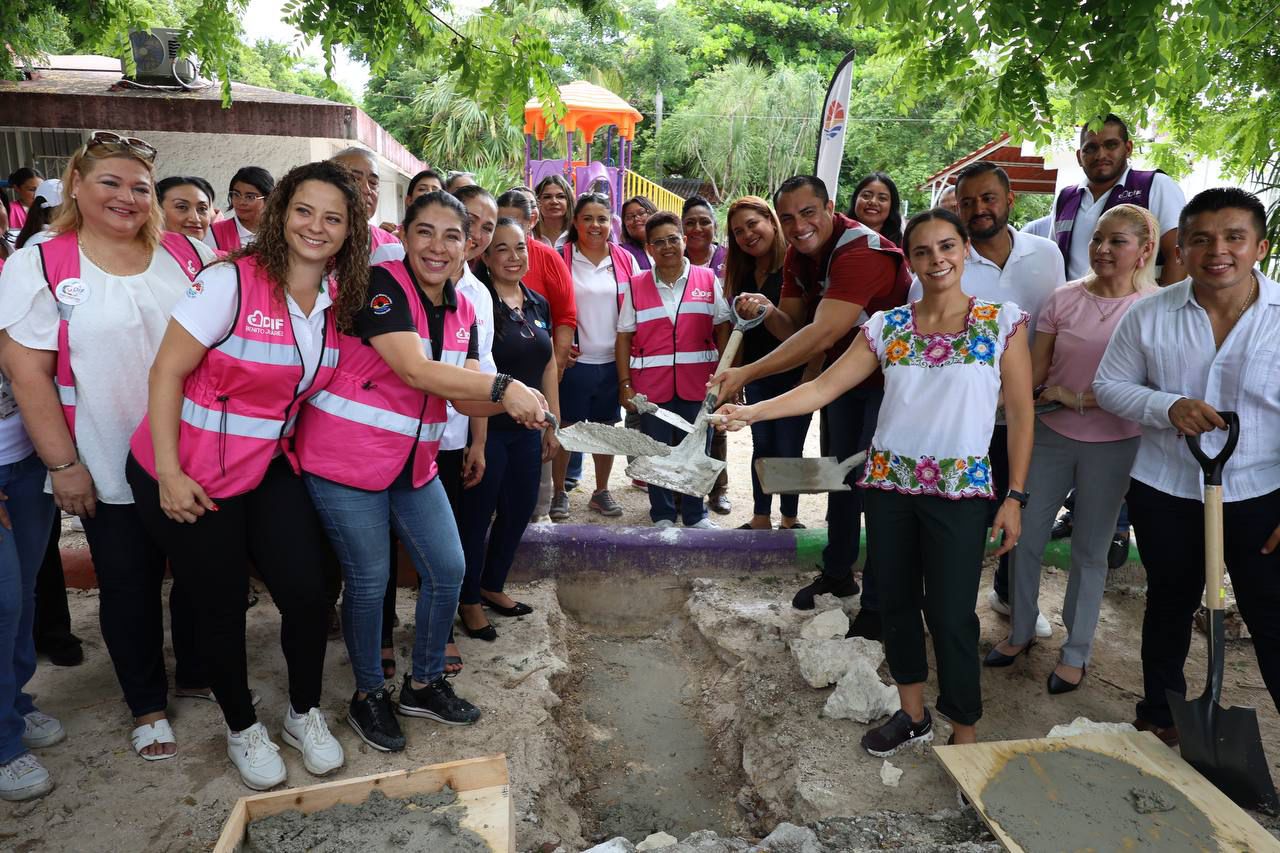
[138, 131, 311, 212]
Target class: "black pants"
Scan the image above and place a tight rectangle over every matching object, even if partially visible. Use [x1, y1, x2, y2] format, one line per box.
[864, 487, 989, 725]
[821, 387, 883, 607]
[32, 514, 78, 654]
[987, 426, 1015, 601]
[1127, 479, 1280, 727]
[80, 500, 198, 717]
[128, 455, 331, 731]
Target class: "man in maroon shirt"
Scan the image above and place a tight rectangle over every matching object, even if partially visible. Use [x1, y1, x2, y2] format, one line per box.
[713, 175, 910, 639]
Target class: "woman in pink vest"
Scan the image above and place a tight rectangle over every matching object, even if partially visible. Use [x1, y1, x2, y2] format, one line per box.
[0, 132, 214, 767]
[298, 191, 546, 753]
[207, 166, 273, 252]
[157, 176, 214, 246]
[125, 161, 368, 790]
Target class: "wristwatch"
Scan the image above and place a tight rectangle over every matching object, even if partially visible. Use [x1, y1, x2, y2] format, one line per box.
[1006, 489, 1030, 508]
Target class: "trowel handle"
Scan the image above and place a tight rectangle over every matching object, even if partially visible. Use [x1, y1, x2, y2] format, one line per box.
[703, 329, 745, 413]
[1204, 483, 1226, 613]
[839, 451, 868, 475]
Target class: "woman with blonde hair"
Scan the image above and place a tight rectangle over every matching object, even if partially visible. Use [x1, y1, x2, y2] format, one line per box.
[0, 132, 214, 765]
[985, 203, 1159, 694]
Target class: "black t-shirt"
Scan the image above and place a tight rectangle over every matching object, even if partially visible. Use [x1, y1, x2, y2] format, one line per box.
[354, 265, 480, 488]
[488, 283, 553, 431]
[738, 270, 803, 391]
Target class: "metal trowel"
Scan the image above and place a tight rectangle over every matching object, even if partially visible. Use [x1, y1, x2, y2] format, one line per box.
[755, 452, 868, 495]
[630, 393, 696, 433]
[545, 412, 671, 458]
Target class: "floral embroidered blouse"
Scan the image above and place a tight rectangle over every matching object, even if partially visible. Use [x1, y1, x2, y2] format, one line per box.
[857, 298, 1028, 499]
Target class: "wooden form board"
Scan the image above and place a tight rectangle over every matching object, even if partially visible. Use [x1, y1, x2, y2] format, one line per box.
[214, 753, 513, 853]
[933, 731, 1280, 852]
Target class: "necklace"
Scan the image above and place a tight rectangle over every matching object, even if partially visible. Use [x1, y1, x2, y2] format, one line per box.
[78, 234, 149, 275]
[1235, 278, 1258, 322]
[1084, 280, 1135, 323]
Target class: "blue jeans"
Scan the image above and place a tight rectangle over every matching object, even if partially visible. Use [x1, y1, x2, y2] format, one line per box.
[639, 397, 709, 525]
[0, 453, 56, 763]
[306, 475, 464, 693]
[746, 372, 811, 518]
[460, 429, 542, 605]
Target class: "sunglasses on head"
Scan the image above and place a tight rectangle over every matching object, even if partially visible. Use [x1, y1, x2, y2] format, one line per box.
[85, 131, 158, 164]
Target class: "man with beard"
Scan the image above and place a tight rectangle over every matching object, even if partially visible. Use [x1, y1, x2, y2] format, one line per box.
[909, 162, 1064, 634]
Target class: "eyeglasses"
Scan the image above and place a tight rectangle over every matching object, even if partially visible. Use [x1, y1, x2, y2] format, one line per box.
[648, 235, 682, 249]
[504, 304, 536, 339]
[85, 131, 157, 163]
[624, 212, 650, 223]
[228, 190, 267, 203]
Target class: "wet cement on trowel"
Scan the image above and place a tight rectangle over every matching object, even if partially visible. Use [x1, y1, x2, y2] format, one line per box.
[557, 420, 671, 457]
[980, 748, 1220, 851]
[244, 786, 491, 853]
[626, 414, 724, 498]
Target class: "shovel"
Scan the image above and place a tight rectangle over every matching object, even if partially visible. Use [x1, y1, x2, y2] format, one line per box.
[625, 303, 767, 498]
[544, 412, 671, 458]
[630, 393, 696, 433]
[1167, 411, 1279, 812]
[755, 451, 867, 495]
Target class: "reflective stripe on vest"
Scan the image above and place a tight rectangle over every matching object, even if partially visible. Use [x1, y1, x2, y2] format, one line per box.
[180, 398, 286, 440]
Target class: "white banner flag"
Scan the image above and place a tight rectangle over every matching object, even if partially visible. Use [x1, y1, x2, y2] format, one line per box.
[814, 50, 857, 205]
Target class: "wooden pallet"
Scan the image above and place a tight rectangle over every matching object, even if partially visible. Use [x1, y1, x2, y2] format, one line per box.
[933, 731, 1280, 852]
[214, 754, 513, 853]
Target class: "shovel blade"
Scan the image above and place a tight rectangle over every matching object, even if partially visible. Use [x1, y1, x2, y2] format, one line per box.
[626, 453, 725, 499]
[1167, 689, 1280, 812]
[755, 457, 854, 495]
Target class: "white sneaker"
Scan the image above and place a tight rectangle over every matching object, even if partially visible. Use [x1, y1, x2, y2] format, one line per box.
[1035, 611, 1053, 638]
[22, 711, 66, 749]
[226, 722, 286, 790]
[654, 519, 676, 529]
[688, 518, 718, 530]
[987, 589, 1053, 637]
[282, 707, 344, 776]
[0, 753, 53, 801]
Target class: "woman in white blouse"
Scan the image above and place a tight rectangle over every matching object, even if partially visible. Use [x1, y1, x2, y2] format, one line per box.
[717, 208, 1034, 751]
[0, 133, 216, 762]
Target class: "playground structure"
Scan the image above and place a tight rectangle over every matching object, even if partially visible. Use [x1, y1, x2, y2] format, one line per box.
[523, 80, 685, 215]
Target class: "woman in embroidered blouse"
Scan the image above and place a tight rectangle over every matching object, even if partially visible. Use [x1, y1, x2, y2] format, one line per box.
[716, 208, 1033, 750]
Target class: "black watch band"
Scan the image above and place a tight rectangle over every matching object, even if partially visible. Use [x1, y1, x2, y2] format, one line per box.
[1006, 489, 1030, 508]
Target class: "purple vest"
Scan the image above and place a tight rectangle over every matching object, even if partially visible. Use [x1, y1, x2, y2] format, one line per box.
[1053, 168, 1163, 270]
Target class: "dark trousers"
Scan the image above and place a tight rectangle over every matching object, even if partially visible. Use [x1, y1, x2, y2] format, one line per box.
[988, 426, 1014, 601]
[460, 429, 542, 604]
[864, 487, 989, 725]
[80, 499, 196, 717]
[32, 514, 79, 655]
[128, 455, 331, 731]
[745, 373, 811, 518]
[1127, 479, 1280, 727]
[821, 387, 883, 607]
[639, 398, 709, 525]
[709, 427, 728, 497]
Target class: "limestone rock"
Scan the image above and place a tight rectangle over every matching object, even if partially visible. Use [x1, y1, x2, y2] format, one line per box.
[757, 822, 822, 852]
[790, 637, 884, 688]
[799, 608, 849, 640]
[811, 593, 858, 615]
[583, 839, 637, 853]
[637, 832, 679, 850]
[822, 657, 900, 723]
[1047, 717, 1138, 738]
[880, 759, 903, 787]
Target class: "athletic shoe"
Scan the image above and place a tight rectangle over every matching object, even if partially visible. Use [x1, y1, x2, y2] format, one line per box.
[549, 491, 570, 522]
[707, 493, 732, 515]
[988, 589, 1053, 637]
[22, 711, 65, 749]
[1050, 512, 1073, 540]
[564, 477, 580, 493]
[347, 687, 406, 752]
[861, 709, 934, 757]
[0, 753, 53, 801]
[397, 675, 481, 726]
[1108, 532, 1131, 570]
[630, 479, 648, 491]
[792, 572, 859, 610]
[688, 518, 718, 529]
[282, 707, 344, 776]
[846, 609, 882, 641]
[654, 519, 676, 529]
[226, 722, 287, 790]
[589, 489, 623, 517]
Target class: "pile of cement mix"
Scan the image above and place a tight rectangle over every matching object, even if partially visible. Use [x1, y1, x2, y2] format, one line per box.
[244, 786, 492, 853]
[980, 748, 1219, 851]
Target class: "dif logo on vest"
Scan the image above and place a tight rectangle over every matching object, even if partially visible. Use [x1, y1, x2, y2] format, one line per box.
[688, 288, 714, 301]
[247, 310, 285, 336]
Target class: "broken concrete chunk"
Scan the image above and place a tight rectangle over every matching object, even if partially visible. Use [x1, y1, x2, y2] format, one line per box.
[798, 608, 849, 640]
[757, 822, 822, 852]
[636, 832, 679, 850]
[1046, 717, 1138, 738]
[880, 759, 903, 787]
[789, 637, 885, 689]
[811, 593, 858, 615]
[583, 839, 637, 853]
[822, 657, 900, 723]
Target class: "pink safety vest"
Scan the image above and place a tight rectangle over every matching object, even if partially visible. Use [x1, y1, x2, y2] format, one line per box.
[129, 256, 341, 498]
[295, 259, 475, 491]
[561, 242, 634, 309]
[628, 265, 720, 404]
[38, 230, 204, 438]
[210, 217, 242, 252]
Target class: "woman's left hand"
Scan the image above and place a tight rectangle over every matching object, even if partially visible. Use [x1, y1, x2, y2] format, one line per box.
[462, 444, 486, 489]
[990, 499, 1023, 556]
[1036, 385, 1063, 406]
[542, 429, 560, 463]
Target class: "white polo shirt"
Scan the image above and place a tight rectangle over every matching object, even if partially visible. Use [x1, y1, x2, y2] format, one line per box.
[617, 259, 732, 332]
[568, 246, 641, 365]
[1062, 167, 1185, 280]
[441, 263, 496, 451]
[1021, 214, 1053, 239]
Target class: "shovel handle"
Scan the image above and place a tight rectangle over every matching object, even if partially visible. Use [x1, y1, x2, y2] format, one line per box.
[1184, 410, 1240, 486]
[1204, 483, 1226, 612]
[703, 328, 745, 412]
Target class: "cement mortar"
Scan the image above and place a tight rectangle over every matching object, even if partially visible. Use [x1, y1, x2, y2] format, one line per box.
[244, 787, 491, 853]
[980, 749, 1219, 851]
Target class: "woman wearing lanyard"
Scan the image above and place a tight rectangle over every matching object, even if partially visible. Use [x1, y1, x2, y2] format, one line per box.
[208, 166, 273, 252]
[124, 161, 365, 789]
[532, 175, 572, 248]
[717, 208, 1033, 750]
[297, 191, 546, 752]
[157, 177, 214, 245]
[459, 219, 560, 639]
[683, 195, 730, 513]
[619, 196, 656, 272]
[986, 204, 1156, 693]
[550, 192, 640, 522]
[0, 132, 214, 761]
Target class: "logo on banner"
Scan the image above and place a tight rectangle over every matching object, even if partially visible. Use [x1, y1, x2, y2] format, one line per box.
[823, 100, 846, 141]
[246, 309, 285, 335]
[370, 294, 393, 315]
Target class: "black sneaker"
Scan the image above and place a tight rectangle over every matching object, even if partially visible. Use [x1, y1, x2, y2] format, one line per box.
[397, 675, 481, 726]
[347, 687, 406, 752]
[1050, 512, 1073, 540]
[1108, 532, 1131, 570]
[846, 608, 882, 641]
[861, 708, 934, 757]
[792, 573, 860, 610]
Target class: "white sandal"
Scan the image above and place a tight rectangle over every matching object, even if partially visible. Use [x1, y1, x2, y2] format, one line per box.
[131, 719, 177, 761]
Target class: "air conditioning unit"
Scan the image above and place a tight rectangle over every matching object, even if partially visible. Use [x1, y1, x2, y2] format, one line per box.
[127, 28, 200, 86]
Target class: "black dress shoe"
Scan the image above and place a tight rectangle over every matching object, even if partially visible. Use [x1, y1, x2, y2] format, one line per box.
[38, 637, 84, 667]
[460, 620, 498, 641]
[1047, 665, 1085, 694]
[1050, 512, 1073, 540]
[983, 640, 1035, 667]
[847, 608, 882, 641]
[483, 599, 534, 617]
[792, 572, 859, 610]
[1107, 532, 1131, 570]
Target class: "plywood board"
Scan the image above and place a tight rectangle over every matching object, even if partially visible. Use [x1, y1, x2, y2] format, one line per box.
[214, 754, 513, 853]
[933, 731, 1280, 852]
